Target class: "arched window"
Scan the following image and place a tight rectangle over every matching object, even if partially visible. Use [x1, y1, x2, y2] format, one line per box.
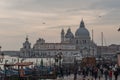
[82, 40, 84, 44]
[82, 40, 87, 44]
[84, 40, 86, 44]
[76, 40, 78, 44]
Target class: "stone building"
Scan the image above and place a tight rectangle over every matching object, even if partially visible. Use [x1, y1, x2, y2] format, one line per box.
[20, 36, 33, 57]
[20, 20, 97, 58]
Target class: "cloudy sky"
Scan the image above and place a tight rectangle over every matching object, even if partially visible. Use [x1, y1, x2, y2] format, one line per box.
[0, 0, 120, 50]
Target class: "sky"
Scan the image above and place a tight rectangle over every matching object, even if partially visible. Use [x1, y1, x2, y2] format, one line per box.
[0, 0, 120, 50]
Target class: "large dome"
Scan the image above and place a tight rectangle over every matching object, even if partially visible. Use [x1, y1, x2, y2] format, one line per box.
[75, 20, 90, 37]
[75, 28, 89, 37]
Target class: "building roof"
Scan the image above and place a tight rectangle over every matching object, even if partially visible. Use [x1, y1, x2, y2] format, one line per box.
[65, 28, 74, 38]
[75, 20, 90, 37]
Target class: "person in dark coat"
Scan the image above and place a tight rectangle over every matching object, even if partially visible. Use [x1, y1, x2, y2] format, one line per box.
[108, 69, 113, 80]
[104, 68, 109, 80]
[114, 69, 119, 80]
[94, 67, 98, 80]
[73, 60, 78, 80]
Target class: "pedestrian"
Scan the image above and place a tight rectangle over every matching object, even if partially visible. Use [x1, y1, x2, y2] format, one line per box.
[114, 69, 118, 80]
[74, 60, 78, 80]
[104, 68, 109, 80]
[100, 66, 103, 77]
[98, 69, 102, 80]
[108, 69, 112, 80]
[94, 67, 98, 80]
[83, 67, 86, 78]
[60, 67, 64, 78]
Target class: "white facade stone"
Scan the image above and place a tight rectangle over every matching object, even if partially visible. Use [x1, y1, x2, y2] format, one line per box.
[20, 20, 97, 59]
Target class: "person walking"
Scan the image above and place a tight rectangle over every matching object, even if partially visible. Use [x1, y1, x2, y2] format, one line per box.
[73, 60, 78, 80]
[94, 67, 98, 80]
[98, 69, 102, 80]
[108, 69, 113, 80]
[104, 68, 109, 80]
[114, 69, 118, 80]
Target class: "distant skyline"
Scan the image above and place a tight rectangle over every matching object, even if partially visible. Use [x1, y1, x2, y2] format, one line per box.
[0, 0, 120, 50]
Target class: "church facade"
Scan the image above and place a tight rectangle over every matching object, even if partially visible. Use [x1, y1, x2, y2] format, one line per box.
[20, 20, 97, 59]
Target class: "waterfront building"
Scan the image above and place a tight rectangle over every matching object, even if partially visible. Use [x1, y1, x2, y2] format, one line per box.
[20, 36, 33, 57]
[97, 44, 120, 61]
[20, 19, 97, 60]
[1, 19, 119, 63]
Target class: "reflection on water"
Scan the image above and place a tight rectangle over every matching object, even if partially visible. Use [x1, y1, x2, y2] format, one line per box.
[0, 55, 55, 69]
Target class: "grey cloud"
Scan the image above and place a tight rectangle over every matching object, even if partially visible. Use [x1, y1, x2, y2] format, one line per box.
[2, 0, 96, 12]
[90, 0, 120, 10]
[88, 9, 120, 26]
[2, 0, 120, 14]
[0, 0, 120, 50]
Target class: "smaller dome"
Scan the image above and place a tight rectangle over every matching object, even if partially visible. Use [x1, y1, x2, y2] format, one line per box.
[65, 28, 74, 38]
[23, 36, 31, 49]
[24, 36, 31, 45]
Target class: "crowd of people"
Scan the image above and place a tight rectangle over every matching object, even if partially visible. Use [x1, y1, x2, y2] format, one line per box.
[76, 64, 119, 80]
[56, 62, 120, 80]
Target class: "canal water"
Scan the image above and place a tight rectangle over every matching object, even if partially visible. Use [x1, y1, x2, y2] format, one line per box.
[0, 55, 55, 69]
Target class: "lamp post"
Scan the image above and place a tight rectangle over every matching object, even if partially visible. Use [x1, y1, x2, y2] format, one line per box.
[58, 52, 63, 67]
[73, 56, 78, 80]
[58, 52, 63, 78]
[0, 46, 4, 63]
[80, 49, 83, 57]
[0, 46, 4, 80]
[54, 55, 58, 66]
[0, 46, 1, 53]
[54, 51, 63, 66]
[4, 60, 8, 79]
[54, 54, 58, 77]
[54, 51, 63, 77]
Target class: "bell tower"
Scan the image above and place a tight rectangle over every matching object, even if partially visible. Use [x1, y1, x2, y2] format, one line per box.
[61, 29, 65, 43]
[20, 36, 32, 58]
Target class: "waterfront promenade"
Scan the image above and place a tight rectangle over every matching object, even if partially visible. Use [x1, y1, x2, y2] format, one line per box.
[0, 56, 120, 80]
[55, 74, 120, 80]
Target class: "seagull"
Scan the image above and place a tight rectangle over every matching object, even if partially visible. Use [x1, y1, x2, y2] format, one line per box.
[99, 16, 102, 18]
[43, 22, 46, 24]
[118, 27, 120, 31]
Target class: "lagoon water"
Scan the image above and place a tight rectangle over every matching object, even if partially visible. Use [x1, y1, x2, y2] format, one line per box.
[0, 55, 55, 69]
[0, 56, 57, 80]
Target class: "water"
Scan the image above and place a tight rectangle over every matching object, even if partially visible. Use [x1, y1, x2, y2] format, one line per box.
[0, 55, 55, 69]
[0, 56, 57, 80]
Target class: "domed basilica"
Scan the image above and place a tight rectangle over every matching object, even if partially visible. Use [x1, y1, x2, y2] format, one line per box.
[60, 19, 97, 57]
[20, 19, 97, 60]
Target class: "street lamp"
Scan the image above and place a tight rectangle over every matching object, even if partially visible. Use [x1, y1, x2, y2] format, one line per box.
[0, 46, 4, 63]
[58, 52, 63, 67]
[54, 51, 63, 77]
[54, 51, 63, 66]
[83, 47, 88, 57]
[80, 49, 83, 57]
[4, 60, 8, 79]
[73, 55, 78, 80]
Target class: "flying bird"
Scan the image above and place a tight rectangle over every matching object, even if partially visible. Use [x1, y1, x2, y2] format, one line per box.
[43, 22, 46, 24]
[118, 27, 120, 31]
[99, 16, 102, 18]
